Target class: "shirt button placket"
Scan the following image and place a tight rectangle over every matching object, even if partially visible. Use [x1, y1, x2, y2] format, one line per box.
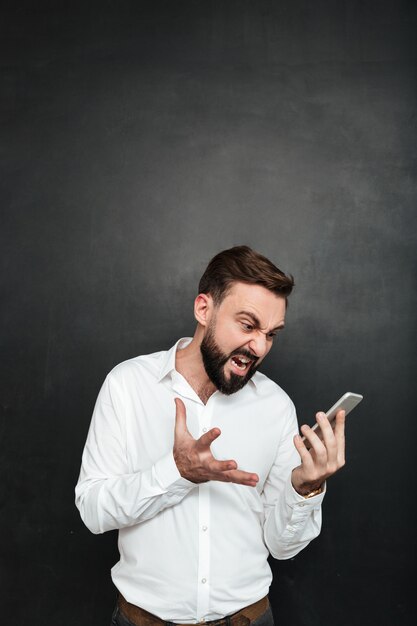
[196, 483, 210, 621]
[196, 402, 212, 622]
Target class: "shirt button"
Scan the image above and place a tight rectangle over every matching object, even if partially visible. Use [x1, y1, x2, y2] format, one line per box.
[201, 578, 207, 584]
[202, 525, 208, 531]
[202, 427, 207, 433]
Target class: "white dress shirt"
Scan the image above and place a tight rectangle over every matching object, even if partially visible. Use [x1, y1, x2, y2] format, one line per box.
[75, 338, 324, 623]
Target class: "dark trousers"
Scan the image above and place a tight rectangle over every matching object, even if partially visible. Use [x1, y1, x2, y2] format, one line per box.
[110, 604, 275, 626]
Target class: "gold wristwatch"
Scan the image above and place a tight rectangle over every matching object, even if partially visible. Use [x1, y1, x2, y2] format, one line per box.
[303, 486, 323, 499]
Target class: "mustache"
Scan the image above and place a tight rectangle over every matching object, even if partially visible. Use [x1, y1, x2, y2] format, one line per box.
[229, 348, 258, 362]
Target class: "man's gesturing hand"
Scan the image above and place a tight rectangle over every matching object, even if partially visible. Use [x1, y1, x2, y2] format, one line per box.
[291, 410, 346, 496]
[173, 398, 259, 487]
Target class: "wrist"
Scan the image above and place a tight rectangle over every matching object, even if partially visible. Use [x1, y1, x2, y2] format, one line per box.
[301, 485, 323, 498]
[294, 484, 323, 497]
[291, 470, 323, 497]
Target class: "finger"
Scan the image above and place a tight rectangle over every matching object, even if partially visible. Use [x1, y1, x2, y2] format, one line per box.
[174, 398, 188, 435]
[222, 469, 260, 487]
[293, 434, 315, 468]
[316, 413, 338, 458]
[207, 458, 238, 473]
[196, 427, 222, 449]
[334, 409, 346, 439]
[299, 424, 327, 462]
[334, 409, 346, 464]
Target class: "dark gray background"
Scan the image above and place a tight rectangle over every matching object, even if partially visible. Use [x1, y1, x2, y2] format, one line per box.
[1, 1, 416, 624]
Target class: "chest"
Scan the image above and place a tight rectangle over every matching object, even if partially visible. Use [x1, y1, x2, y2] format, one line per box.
[122, 379, 284, 487]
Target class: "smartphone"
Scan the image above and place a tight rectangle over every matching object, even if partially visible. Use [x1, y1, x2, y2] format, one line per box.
[301, 392, 363, 449]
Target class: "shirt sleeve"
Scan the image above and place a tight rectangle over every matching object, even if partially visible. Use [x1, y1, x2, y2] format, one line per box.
[75, 375, 196, 534]
[261, 399, 325, 560]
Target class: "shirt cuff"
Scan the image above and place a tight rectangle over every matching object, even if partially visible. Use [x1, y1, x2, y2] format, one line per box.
[153, 450, 197, 494]
[285, 475, 326, 510]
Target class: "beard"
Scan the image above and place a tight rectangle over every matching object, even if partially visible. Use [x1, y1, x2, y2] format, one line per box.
[200, 321, 259, 395]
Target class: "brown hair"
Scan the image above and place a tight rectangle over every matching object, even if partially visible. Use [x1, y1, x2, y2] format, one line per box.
[198, 245, 294, 305]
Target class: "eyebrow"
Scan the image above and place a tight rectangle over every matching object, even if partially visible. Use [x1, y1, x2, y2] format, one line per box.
[236, 310, 285, 332]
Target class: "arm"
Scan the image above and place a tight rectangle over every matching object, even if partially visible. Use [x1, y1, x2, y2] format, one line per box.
[261, 401, 325, 560]
[262, 402, 346, 560]
[75, 376, 196, 535]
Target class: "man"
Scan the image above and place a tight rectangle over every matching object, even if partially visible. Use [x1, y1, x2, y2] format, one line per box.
[75, 245, 345, 626]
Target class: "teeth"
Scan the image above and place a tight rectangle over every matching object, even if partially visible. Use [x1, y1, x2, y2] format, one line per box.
[231, 357, 250, 370]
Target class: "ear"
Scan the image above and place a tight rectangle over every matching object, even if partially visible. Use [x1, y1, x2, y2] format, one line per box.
[194, 293, 214, 327]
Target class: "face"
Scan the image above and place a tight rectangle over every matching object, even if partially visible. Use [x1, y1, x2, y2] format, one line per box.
[199, 282, 286, 395]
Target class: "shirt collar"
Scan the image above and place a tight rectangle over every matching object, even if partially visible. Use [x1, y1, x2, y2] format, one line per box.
[157, 337, 192, 383]
[157, 337, 259, 391]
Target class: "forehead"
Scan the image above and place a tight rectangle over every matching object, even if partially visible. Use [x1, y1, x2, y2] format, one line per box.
[218, 282, 286, 325]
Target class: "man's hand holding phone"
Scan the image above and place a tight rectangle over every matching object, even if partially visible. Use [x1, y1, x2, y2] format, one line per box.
[291, 392, 362, 496]
[291, 409, 346, 497]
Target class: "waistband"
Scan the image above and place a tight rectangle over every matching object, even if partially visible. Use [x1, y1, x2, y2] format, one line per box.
[118, 595, 269, 626]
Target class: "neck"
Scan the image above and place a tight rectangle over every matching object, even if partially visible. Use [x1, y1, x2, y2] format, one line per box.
[176, 329, 217, 403]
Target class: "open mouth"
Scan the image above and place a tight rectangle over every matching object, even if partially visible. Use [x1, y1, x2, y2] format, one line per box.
[230, 355, 254, 375]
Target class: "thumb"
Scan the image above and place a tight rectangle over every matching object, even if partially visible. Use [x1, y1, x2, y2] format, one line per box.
[174, 398, 188, 435]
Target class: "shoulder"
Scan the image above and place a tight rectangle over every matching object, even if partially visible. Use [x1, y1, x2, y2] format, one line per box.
[106, 348, 167, 389]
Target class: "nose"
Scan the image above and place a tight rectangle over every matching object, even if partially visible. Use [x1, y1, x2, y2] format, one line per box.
[248, 332, 269, 359]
